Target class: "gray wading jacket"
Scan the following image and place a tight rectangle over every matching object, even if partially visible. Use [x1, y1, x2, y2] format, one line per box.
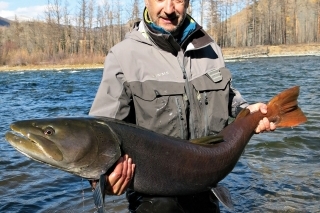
[90, 18, 248, 140]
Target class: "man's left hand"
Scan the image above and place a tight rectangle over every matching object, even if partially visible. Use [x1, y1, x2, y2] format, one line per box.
[246, 103, 276, 133]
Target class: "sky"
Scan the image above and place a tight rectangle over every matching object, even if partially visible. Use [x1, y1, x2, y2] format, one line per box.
[0, 0, 140, 23]
[0, 0, 203, 24]
[0, 0, 86, 20]
[0, 1, 50, 20]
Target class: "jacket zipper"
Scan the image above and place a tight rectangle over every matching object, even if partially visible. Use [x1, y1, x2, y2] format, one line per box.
[203, 92, 209, 136]
[177, 56, 195, 139]
[175, 97, 185, 139]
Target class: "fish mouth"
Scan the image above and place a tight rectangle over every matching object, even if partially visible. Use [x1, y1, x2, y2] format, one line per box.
[5, 124, 63, 162]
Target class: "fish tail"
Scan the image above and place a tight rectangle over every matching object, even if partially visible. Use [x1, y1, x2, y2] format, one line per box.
[267, 86, 307, 127]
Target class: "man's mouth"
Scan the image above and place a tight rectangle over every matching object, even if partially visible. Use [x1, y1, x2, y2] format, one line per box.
[162, 18, 174, 23]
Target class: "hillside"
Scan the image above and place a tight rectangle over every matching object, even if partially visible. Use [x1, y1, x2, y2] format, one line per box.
[212, 0, 320, 48]
[0, 17, 10, 26]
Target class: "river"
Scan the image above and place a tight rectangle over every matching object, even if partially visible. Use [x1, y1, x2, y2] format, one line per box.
[0, 56, 319, 212]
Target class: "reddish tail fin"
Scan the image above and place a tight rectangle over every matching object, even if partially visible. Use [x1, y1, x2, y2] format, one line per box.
[267, 86, 307, 127]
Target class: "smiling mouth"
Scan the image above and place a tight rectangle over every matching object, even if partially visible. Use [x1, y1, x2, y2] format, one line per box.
[161, 16, 177, 22]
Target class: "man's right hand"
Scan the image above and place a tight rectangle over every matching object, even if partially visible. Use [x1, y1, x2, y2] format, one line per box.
[106, 154, 135, 195]
[90, 154, 135, 195]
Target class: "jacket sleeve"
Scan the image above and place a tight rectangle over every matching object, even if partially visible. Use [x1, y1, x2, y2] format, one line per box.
[89, 50, 133, 121]
[229, 84, 249, 118]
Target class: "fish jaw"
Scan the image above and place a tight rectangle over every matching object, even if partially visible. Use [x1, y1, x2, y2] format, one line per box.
[5, 124, 63, 163]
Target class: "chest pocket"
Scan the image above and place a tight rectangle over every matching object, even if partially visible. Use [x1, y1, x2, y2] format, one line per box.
[190, 67, 232, 136]
[130, 81, 186, 136]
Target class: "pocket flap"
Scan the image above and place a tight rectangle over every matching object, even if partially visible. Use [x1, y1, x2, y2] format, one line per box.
[131, 81, 185, 101]
[192, 67, 231, 91]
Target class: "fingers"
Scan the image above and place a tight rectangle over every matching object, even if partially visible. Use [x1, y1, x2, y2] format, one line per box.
[119, 157, 135, 193]
[255, 117, 276, 133]
[270, 122, 276, 130]
[259, 104, 267, 114]
[109, 155, 128, 195]
[105, 155, 135, 195]
[246, 103, 267, 114]
[247, 103, 276, 134]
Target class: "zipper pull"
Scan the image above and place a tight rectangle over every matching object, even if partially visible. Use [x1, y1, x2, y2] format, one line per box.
[183, 72, 187, 79]
[154, 90, 160, 97]
[204, 92, 208, 105]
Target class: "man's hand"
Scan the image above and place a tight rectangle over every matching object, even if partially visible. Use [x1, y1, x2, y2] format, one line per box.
[90, 154, 135, 195]
[246, 103, 276, 133]
[106, 154, 135, 195]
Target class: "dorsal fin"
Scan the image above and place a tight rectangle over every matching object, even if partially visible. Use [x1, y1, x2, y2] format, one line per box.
[190, 135, 224, 145]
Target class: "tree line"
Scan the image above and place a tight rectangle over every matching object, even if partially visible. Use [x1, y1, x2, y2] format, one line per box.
[207, 0, 320, 47]
[0, 0, 319, 67]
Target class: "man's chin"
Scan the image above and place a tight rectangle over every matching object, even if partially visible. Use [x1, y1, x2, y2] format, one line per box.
[161, 25, 178, 33]
[159, 19, 184, 35]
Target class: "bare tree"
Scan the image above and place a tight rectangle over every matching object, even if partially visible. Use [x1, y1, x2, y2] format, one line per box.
[78, 0, 88, 55]
[132, 0, 141, 22]
[62, 0, 74, 54]
[88, 0, 95, 54]
[199, 0, 205, 26]
[206, 0, 220, 41]
[115, 0, 124, 43]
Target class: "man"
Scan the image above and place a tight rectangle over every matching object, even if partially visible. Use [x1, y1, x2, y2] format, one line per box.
[89, 0, 275, 212]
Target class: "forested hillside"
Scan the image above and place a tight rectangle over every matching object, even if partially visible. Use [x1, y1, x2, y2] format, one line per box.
[0, 0, 319, 67]
[206, 0, 320, 47]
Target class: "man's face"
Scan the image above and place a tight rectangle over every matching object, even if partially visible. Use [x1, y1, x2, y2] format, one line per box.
[145, 0, 189, 34]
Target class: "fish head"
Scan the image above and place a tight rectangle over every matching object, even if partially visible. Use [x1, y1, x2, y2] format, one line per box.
[5, 117, 121, 179]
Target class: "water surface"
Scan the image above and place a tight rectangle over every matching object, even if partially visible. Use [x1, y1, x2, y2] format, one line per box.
[0, 56, 319, 212]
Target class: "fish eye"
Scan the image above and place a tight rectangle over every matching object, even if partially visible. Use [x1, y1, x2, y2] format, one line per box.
[44, 127, 55, 136]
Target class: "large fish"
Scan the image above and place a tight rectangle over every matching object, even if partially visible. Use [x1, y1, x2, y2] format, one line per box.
[5, 86, 307, 210]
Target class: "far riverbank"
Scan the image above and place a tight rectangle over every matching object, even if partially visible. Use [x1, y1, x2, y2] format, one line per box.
[1, 43, 319, 72]
[222, 43, 320, 59]
[0, 63, 104, 72]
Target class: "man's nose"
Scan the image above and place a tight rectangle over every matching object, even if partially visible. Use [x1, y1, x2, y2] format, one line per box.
[163, 0, 175, 14]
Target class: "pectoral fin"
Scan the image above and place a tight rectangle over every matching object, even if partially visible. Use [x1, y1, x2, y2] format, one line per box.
[93, 174, 107, 213]
[211, 185, 234, 211]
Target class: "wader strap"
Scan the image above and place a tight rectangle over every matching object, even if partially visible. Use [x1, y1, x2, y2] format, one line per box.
[93, 174, 107, 213]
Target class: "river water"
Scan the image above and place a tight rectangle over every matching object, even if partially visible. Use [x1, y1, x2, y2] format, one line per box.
[0, 56, 319, 213]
